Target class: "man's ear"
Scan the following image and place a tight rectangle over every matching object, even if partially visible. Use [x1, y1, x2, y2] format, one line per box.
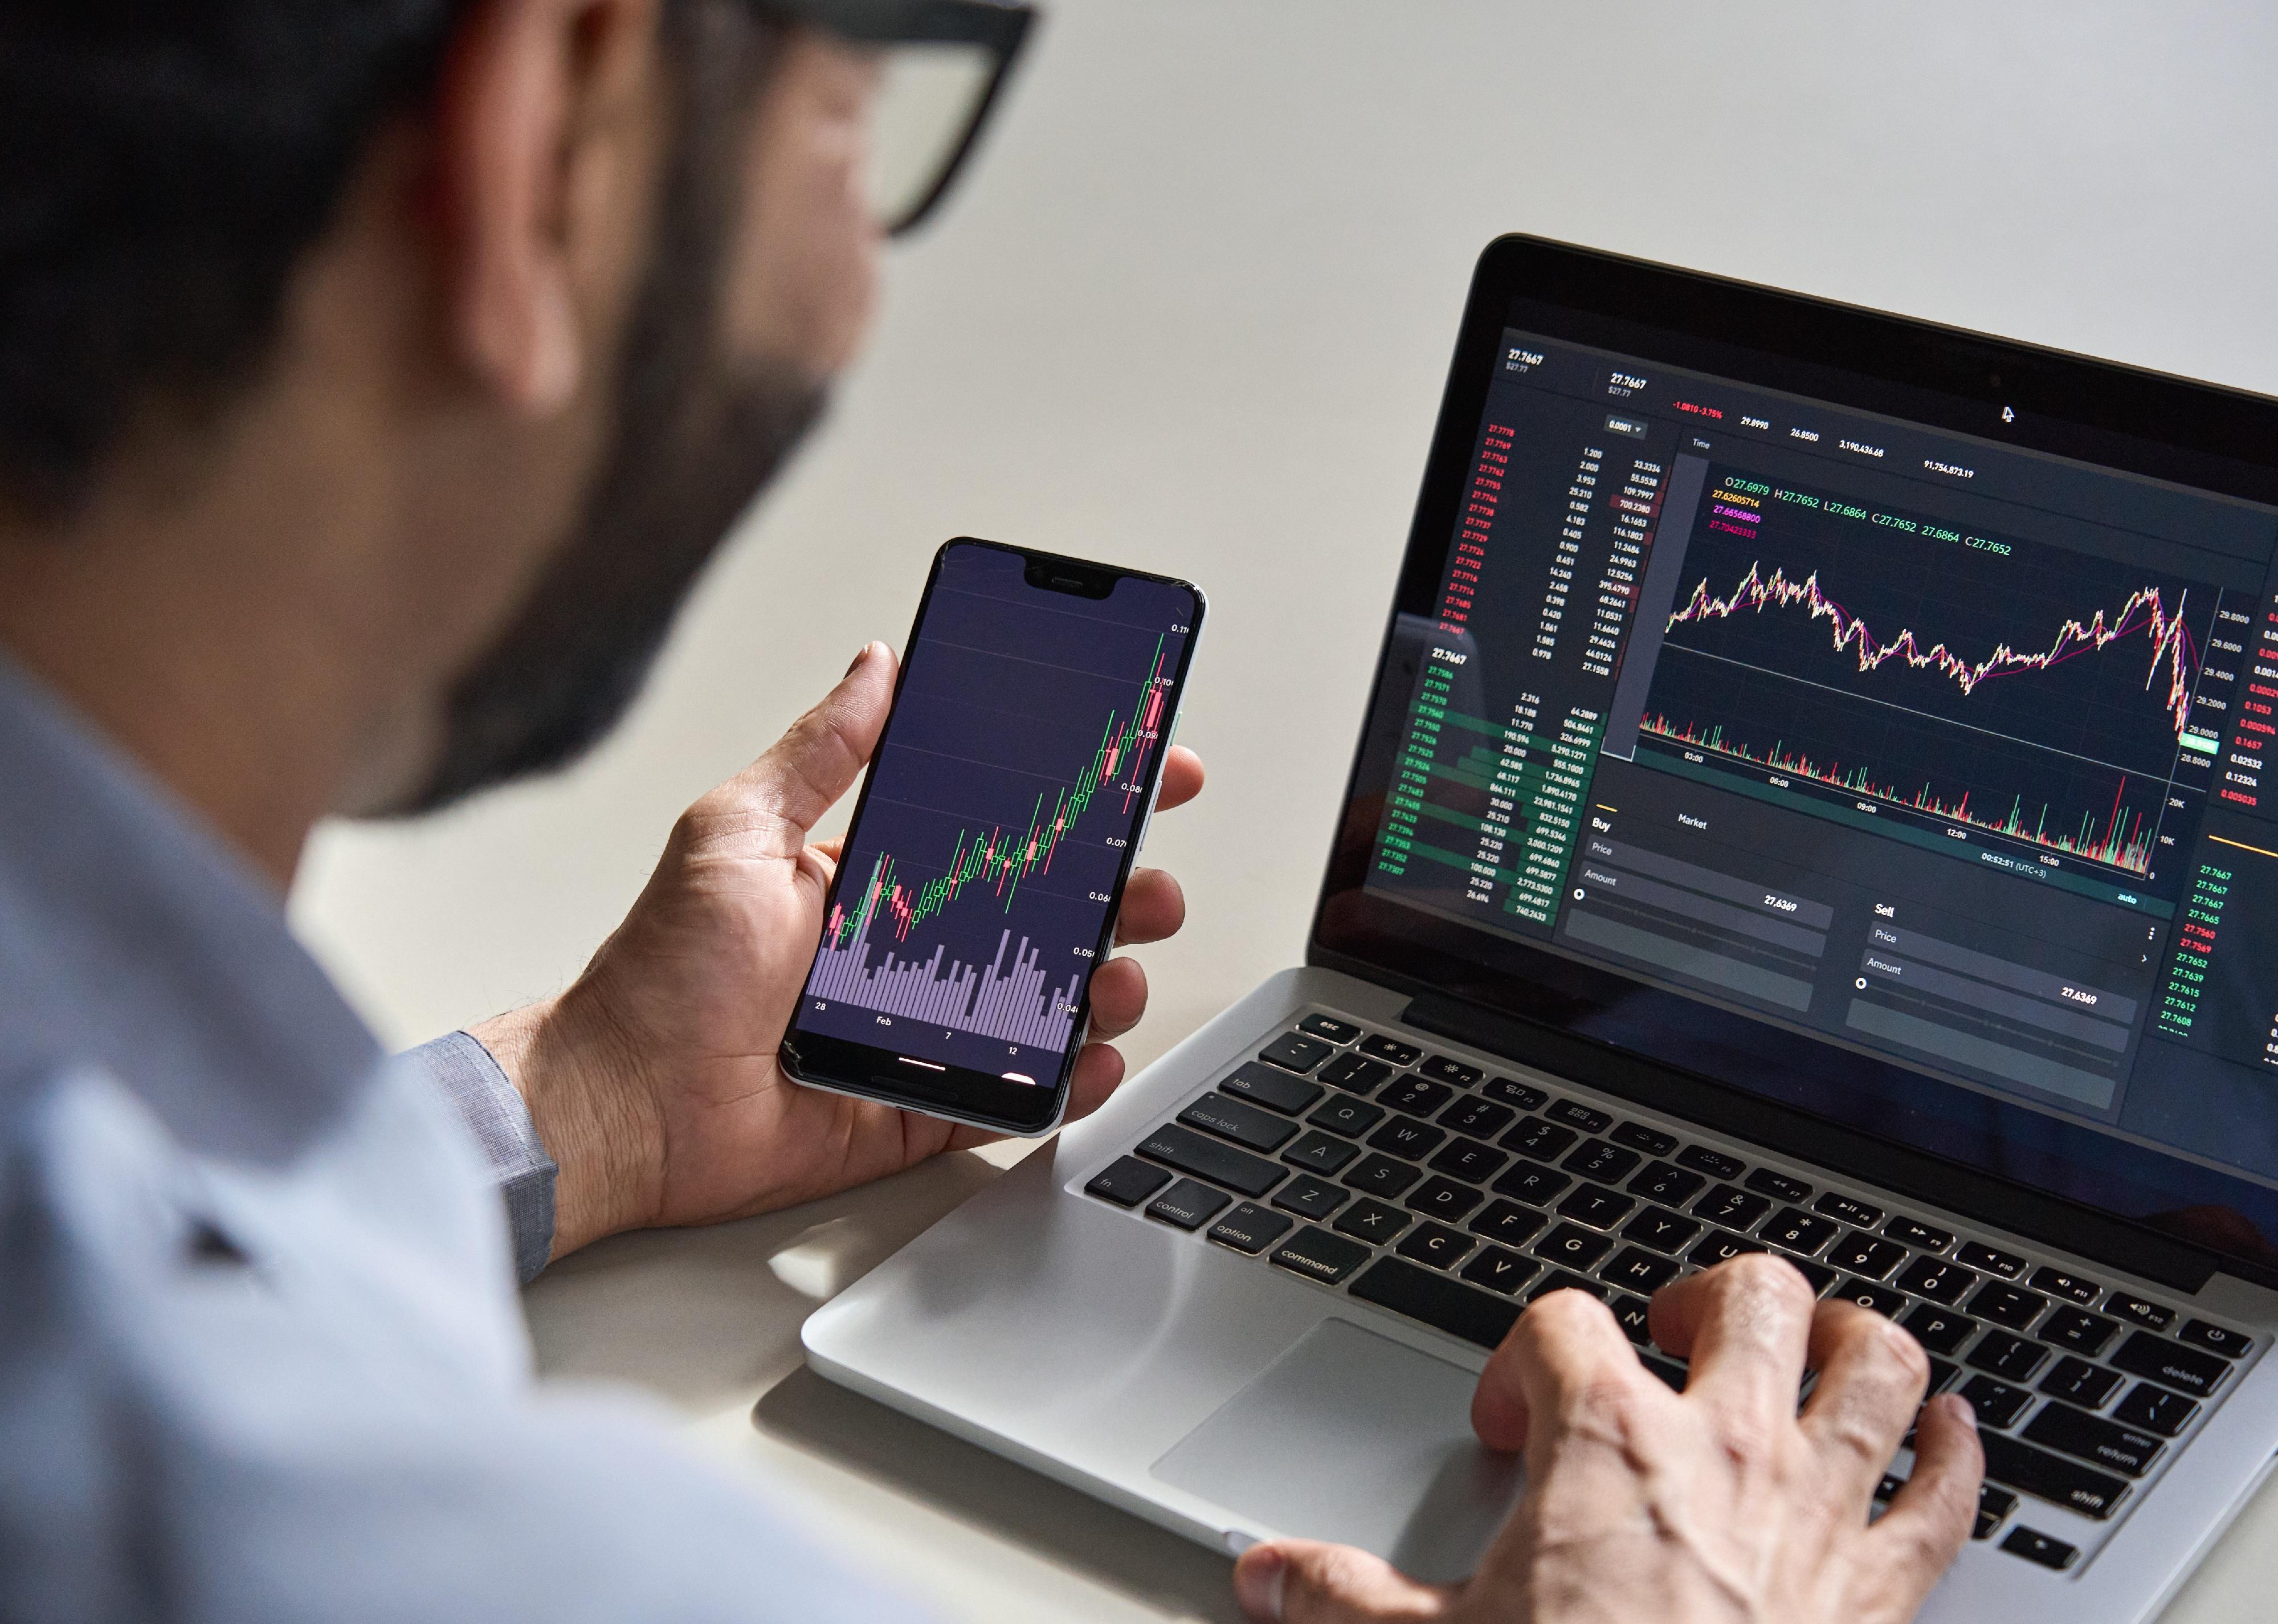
[430, 0, 662, 415]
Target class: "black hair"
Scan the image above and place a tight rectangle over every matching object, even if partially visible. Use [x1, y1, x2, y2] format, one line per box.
[0, 5, 471, 520]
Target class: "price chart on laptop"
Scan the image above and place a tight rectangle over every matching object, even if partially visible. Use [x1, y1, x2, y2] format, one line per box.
[801, 545, 1193, 1080]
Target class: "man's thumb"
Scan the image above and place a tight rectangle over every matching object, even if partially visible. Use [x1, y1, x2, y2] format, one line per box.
[1232, 1539, 1453, 1623]
[699, 642, 896, 844]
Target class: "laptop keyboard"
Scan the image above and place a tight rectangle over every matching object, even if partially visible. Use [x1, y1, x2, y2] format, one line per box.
[1080, 1009, 2264, 1575]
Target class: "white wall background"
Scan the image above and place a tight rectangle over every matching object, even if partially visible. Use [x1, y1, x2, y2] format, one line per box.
[293, 0, 2278, 1076]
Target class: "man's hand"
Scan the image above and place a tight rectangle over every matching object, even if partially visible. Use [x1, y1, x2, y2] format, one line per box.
[1232, 1256, 1984, 1624]
[474, 642, 1205, 1259]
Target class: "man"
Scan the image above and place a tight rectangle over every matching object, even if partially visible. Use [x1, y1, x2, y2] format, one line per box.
[0, 2, 1982, 1620]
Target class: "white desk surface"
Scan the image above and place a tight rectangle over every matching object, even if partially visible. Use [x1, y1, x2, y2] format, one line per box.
[294, 1, 2278, 1614]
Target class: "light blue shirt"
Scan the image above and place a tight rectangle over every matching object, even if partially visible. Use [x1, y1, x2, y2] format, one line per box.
[0, 658, 917, 1621]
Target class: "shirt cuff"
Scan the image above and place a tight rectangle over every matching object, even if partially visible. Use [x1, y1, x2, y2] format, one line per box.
[408, 1030, 558, 1284]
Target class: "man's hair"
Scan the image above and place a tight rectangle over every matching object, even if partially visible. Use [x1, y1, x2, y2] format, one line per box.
[0, 5, 471, 520]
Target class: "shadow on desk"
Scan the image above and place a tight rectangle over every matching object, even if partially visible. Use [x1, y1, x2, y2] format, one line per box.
[757, 1366, 1247, 1624]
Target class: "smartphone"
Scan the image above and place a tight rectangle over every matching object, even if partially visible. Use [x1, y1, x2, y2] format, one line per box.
[779, 538, 1205, 1135]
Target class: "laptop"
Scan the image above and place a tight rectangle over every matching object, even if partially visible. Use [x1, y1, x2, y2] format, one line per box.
[803, 236, 2278, 1619]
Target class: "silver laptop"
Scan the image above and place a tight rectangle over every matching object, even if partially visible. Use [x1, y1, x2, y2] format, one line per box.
[804, 236, 2278, 1621]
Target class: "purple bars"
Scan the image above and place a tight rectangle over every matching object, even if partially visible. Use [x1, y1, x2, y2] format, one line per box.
[804, 905, 1081, 1052]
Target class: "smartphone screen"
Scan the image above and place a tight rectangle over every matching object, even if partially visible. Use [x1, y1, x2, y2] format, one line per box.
[782, 539, 1203, 1133]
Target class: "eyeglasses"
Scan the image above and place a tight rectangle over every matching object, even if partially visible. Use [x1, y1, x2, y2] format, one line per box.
[762, 0, 1038, 237]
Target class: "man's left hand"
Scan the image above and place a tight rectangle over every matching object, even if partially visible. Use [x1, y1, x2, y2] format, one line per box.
[473, 641, 1205, 1259]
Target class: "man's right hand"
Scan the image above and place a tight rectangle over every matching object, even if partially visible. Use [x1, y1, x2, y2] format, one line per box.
[1232, 1255, 1985, 1624]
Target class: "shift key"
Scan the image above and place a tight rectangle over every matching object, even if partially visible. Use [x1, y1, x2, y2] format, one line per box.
[1980, 1433, 2131, 1520]
[1138, 1124, 1286, 1198]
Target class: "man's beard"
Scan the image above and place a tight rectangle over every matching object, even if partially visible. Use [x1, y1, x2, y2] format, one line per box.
[397, 10, 817, 814]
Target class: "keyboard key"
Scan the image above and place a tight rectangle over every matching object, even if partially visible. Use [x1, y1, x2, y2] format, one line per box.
[2030, 1267, 2100, 1306]
[1397, 1221, 1476, 1270]
[1603, 1247, 1683, 1295]
[1896, 1255, 1978, 1305]
[1503, 1117, 1580, 1162]
[1761, 1207, 1840, 1256]
[1971, 1507, 2002, 1542]
[1547, 1100, 1614, 1134]
[1536, 1223, 1615, 1271]
[1999, 1527, 2079, 1570]
[1179, 1092, 1299, 1153]
[1483, 1076, 1549, 1111]
[1957, 1241, 2026, 1278]
[2113, 1381, 2199, 1437]
[1967, 1282, 2048, 1330]
[1828, 1278, 1905, 1317]
[1271, 1174, 1348, 1220]
[1928, 1357, 1960, 1394]
[1365, 1117, 1445, 1161]
[1469, 1200, 1548, 1249]
[1356, 1034, 1422, 1066]
[1333, 1197, 1411, 1244]
[1827, 1234, 1908, 1280]
[2039, 1356, 2123, 1409]
[1439, 1096, 1515, 1140]
[2041, 1308, 2118, 1357]
[1745, 1168, 1811, 1203]
[1085, 1156, 1172, 1207]
[1556, 1185, 1636, 1230]
[1688, 1231, 1767, 1270]
[1611, 1294, 1655, 1345]
[2111, 1331, 2230, 1397]
[1979, 1483, 2019, 1522]
[1308, 1096, 1384, 1139]
[1621, 1206, 1702, 1255]
[1528, 1270, 1610, 1304]
[1967, 1331, 2048, 1384]
[1491, 1162, 1572, 1206]
[1791, 1259, 1839, 1295]
[1428, 1136, 1508, 1185]
[1299, 1013, 1361, 1044]
[1627, 1161, 1707, 1207]
[1675, 1144, 1745, 1181]
[1693, 1184, 1773, 1230]
[1379, 1076, 1455, 1120]
[1643, 1353, 1689, 1390]
[1610, 1121, 1678, 1157]
[1207, 1202, 1293, 1254]
[1216, 1060, 1324, 1115]
[1349, 1257, 1518, 1350]
[1873, 1473, 1903, 1504]
[1281, 1131, 1360, 1175]
[1148, 1178, 1231, 1230]
[1344, 1154, 1423, 1201]
[1409, 1177, 1484, 1223]
[1260, 1032, 1333, 1074]
[1885, 1217, 1954, 1251]
[1318, 1053, 1391, 1095]
[1959, 1374, 2033, 1429]
[2181, 1319, 2253, 1358]
[1562, 1140, 1643, 1186]
[1814, 1193, 1883, 1229]
[1270, 1225, 1372, 1286]
[1460, 1244, 1538, 1295]
[2023, 1402, 2165, 1478]
[1418, 1055, 1483, 1088]
[2105, 1294, 2174, 1333]
[1137, 1124, 1285, 1198]
[1900, 1304, 1979, 1356]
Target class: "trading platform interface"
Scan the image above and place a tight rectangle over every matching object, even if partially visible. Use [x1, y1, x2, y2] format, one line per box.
[1365, 331, 2278, 1188]
[800, 545, 1194, 1083]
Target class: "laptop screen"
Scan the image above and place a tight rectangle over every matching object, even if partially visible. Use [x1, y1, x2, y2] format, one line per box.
[1320, 240, 2278, 1280]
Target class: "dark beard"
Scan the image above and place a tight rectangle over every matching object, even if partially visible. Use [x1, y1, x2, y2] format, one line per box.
[397, 4, 815, 814]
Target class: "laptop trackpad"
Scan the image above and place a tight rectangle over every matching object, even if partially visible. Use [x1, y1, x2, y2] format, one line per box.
[1150, 1318, 1523, 1583]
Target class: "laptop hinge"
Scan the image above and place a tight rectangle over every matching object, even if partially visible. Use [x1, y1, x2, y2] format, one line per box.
[1401, 991, 2224, 1295]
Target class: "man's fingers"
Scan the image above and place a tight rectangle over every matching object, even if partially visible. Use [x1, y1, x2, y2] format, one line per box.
[1798, 1302, 1934, 1504]
[1156, 745, 1205, 813]
[1867, 1393, 1982, 1610]
[690, 643, 897, 854]
[1059, 1042, 1126, 1127]
[1085, 956, 1148, 1041]
[1647, 1253, 1817, 1423]
[1471, 1286, 1646, 1456]
[1114, 868, 1186, 945]
[1234, 1540, 1451, 1624]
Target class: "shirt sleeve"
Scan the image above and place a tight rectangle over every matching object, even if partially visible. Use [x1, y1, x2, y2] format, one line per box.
[404, 1031, 557, 1283]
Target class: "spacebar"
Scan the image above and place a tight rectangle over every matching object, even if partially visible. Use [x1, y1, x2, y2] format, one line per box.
[1349, 1258, 1520, 1351]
